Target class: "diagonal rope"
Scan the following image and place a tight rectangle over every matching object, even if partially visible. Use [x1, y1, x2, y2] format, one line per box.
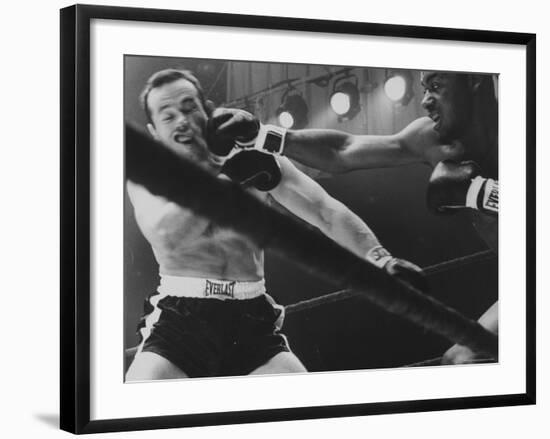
[125, 123, 498, 358]
[285, 250, 495, 315]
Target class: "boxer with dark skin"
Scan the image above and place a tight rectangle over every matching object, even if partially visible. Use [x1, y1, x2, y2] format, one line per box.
[125, 69, 424, 381]
[291, 72, 498, 364]
[218, 71, 498, 365]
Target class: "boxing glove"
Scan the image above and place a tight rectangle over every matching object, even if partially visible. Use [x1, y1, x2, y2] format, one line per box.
[236, 123, 287, 155]
[207, 108, 287, 157]
[206, 108, 260, 157]
[427, 160, 498, 216]
[366, 246, 429, 293]
[221, 150, 282, 192]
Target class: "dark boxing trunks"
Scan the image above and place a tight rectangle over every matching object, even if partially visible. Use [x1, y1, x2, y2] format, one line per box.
[136, 293, 289, 378]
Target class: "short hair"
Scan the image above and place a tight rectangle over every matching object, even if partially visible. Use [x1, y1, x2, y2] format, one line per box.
[140, 68, 207, 124]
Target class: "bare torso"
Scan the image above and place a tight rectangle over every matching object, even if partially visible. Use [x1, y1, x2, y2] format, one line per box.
[127, 180, 265, 281]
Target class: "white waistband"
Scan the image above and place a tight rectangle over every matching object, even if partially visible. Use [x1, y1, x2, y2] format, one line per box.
[157, 275, 266, 300]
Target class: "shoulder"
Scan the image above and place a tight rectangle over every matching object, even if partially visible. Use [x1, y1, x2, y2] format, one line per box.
[126, 181, 187, 225]
[398, 117, 465, 164]
[126, 180, 149, 204]
[404, 116, 436, 132]
[126, 181, 167, 207]
[397, 116, 439, 149]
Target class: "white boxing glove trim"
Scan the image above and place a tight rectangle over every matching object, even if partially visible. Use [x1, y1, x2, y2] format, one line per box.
[466, 176, 499, 213]
[466, 176, 486, 209]
[481, 179, 499, 213]
[237, 124, 287, 155]
[366, 246, 393, 269]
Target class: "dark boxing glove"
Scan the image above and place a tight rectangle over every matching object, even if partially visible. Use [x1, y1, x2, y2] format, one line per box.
[366, 246, 429, 293]
[206, 108, 260, 157]
[207, 107, 287, 158]
[221, 150, 282, 192]
[427, 160, 498, 216]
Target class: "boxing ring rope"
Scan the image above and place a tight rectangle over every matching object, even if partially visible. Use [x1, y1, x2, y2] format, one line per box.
[404, 356, 495, 367]
[285, 250, 495, 315]
[123, 250, 495, 362]
[125, 123, 498, 359]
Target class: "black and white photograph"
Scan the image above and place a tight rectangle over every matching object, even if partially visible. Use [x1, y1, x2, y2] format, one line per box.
[2, 0, 547, 437]
[56, 3, 537, 434]
[123, 55, 499, 381]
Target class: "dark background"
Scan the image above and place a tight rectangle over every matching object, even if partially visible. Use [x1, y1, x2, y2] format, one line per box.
[124, 56, 497, 373]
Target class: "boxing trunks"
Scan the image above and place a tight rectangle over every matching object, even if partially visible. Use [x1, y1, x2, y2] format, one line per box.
[135, 275, 289, 378]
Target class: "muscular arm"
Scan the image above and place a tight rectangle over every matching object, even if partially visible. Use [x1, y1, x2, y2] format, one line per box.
[283, 117, 443, 172]
[269, 157, 381, 258]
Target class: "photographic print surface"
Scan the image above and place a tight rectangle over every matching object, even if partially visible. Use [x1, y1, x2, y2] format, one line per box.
[123, 55, 498, 381]
[60, 6, 534, 431]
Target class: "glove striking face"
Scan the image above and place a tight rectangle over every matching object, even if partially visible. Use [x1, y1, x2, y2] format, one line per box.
[206, 108, 260, 157]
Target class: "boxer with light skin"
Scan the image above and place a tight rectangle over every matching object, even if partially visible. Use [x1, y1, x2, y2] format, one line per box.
[217, 70, 498, 365]
[125, 69, 425, 381]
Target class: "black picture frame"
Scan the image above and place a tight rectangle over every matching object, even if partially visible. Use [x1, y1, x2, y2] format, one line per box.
[60, 4, 536, 434]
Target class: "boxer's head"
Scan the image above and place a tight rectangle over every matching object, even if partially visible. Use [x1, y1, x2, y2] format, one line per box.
[420, 71, 476, 142]
[141, 69, 218, 169]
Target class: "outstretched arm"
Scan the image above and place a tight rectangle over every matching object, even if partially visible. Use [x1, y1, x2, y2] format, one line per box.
[209, 108, 443, 174]
[268, 157, 381, 258]
[283, 129, 407, 173]
[283, 117, 441, 172]
[268, 157, 428, 291]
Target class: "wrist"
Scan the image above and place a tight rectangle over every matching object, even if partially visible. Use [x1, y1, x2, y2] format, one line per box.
[365, 246, 393, 269]
[236, 124, 287, 155]
[466, 176, 499, 214]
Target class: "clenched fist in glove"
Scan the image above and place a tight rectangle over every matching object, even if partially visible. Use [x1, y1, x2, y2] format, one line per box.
[427, 160, 498, 216]
[206, 108, 260, 157]
[366, 246, 429, 293]
[206, 108, 287, 158]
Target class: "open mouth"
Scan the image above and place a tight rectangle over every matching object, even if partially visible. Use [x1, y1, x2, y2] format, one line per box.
[174, 133, 193, 145]
[429, 112, 441, 131]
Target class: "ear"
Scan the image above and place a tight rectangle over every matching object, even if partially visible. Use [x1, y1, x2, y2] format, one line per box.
[146, 123, 159, 141]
